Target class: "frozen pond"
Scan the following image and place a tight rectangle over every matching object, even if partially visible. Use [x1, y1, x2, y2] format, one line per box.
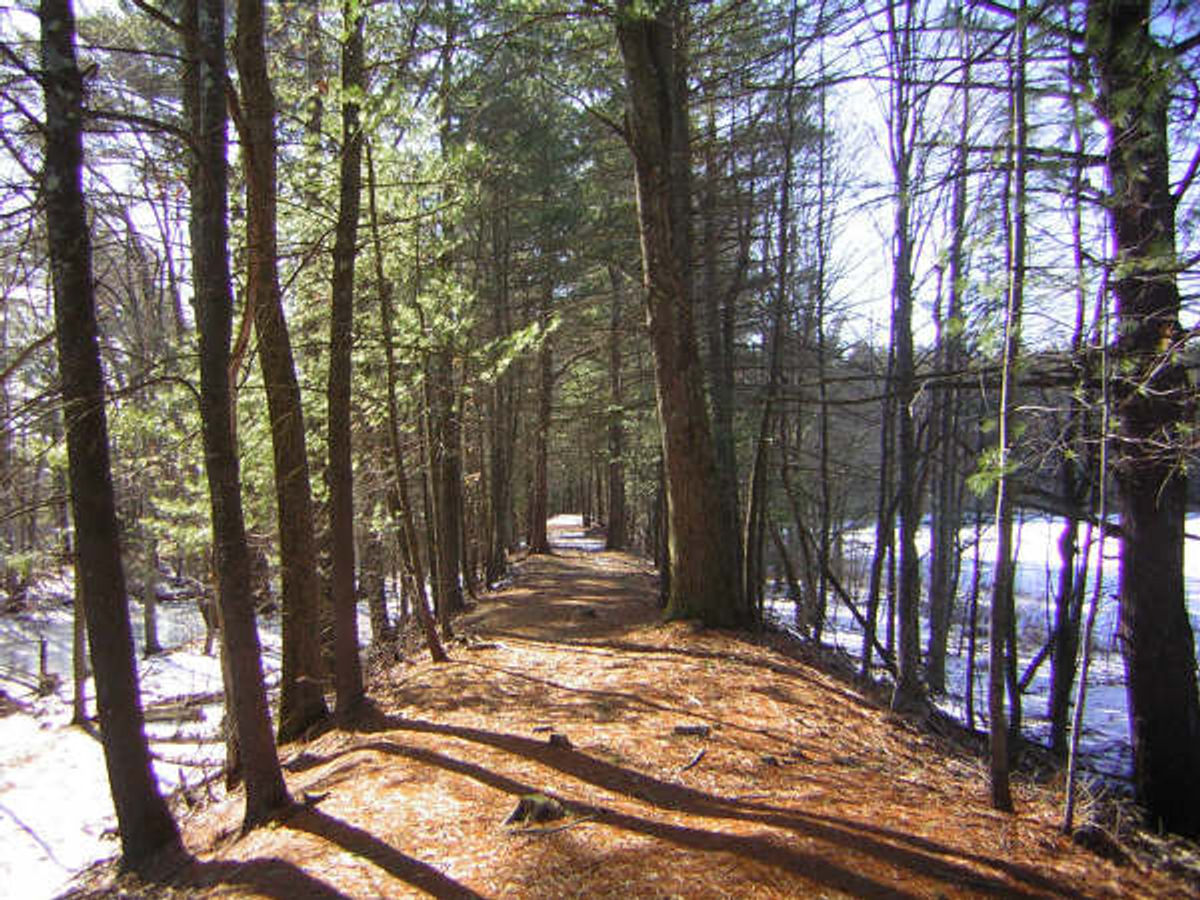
[768, 512, 1200, 779]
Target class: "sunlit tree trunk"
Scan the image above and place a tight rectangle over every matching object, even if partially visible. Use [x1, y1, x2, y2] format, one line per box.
[39, 0, 180, 864]
[615, 0, 746, 627]
[184, 0, 291, 828]
[235, 0, 329, 743]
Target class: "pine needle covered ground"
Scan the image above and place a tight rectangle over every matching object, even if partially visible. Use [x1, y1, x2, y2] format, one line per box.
[65, 521, 1198, 898]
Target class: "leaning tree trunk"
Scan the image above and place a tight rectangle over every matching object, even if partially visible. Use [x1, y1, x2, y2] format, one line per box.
[185, 0, 291, 829]
[327, 0, 366, 714]
[615, 0, 746, 627]
[1088, 0, 1200, 837]
[40, 0, 180, 866]
[234, 0, 328, 743]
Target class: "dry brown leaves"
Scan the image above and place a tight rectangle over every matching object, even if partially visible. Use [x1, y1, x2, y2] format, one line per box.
[68, 534, 1197, 899]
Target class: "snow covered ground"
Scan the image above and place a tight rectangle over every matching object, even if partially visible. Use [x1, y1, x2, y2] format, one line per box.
[0, 589, 282, 900]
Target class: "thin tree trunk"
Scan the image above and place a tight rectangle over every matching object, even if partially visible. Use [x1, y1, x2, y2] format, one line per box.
[988, 5, 1028, 812]
[744, 0, 799, 620]
[367, 143, 447, 663]
[606, 266, 627, 551]
[528, 281, 552, 554]
[486, 200, 515, 582]
[926, 15, 971, 695]
[361, 523, 390, 645]
[886, 0, 924, 712]
[864, 342, 895, 678]
[141, 536, 162, 657]
[327, 0, 366, 713]
[964, 502, 983, 731]
[40, 4, 180, 862]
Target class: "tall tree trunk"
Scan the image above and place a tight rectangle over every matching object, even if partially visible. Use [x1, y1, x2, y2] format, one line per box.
[184, 0, 291, 828]
[40, 0, 180, 864]
[328, 0, 366, 713]
[427, 0, 465, 628]
[427, 351, 464, 625]
[814, 78, 834, 644]
[926, 15, 971, 695]
[887, 0, 924, 712]
[744, 0, 799, 620]
[606, 266, 627, 551]
[1088, 0, 1200, 837]
[615, 0, 746, 627]
[1049, 21, 1092, 755]
[235, 0, 328, 743]
[700, 108, 742, 590]
[988, 5, 1028, 812]
[528, 283, 552, 554]
[486, 200, 516, 580]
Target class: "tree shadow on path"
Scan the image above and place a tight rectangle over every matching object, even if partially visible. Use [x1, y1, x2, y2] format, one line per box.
[335, 709, 1080, 898]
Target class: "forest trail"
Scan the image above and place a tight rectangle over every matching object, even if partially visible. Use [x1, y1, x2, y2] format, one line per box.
[68, 517, 1186, 898]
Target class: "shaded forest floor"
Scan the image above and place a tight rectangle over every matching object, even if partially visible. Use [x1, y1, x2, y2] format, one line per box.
[65, 518, 1199, 898]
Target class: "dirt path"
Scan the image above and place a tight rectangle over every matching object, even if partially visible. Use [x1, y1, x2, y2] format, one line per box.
[68, 517, 1186, 898]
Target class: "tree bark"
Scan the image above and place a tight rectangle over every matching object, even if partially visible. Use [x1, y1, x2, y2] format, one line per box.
[988, 4, 1030, 812]
[700, 108, 743, 591]
[615, 0, 746, 627]
[528, 286, 553, 555]
[1050, 20, 1093, 754]
[141, 536, 162, 657]
[605, 265, 627, 551]
[234, 0, 328, 743]
[886, 0, 924, 712]
[328, 0, 366, 713]
[1088, 0, 1200, 837]
[925, 17, 971, 695]
[486, 201, 516, 580]
[39, 0, 181, 866]
[184, 0, 291, 828]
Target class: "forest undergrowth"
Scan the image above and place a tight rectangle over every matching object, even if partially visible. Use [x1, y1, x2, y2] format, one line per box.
[62, 523, 1200, 898]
